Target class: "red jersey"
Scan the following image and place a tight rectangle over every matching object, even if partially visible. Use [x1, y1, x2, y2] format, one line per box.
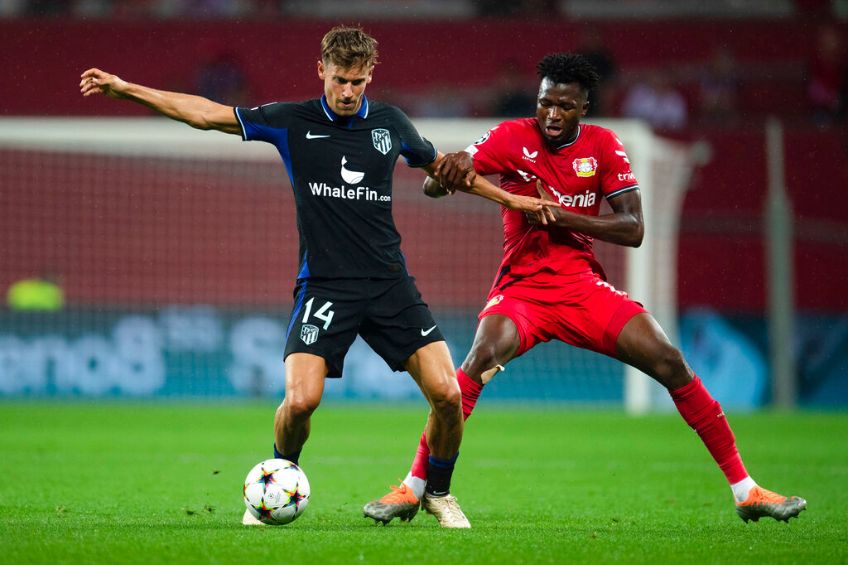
[466, 119, 638, 278]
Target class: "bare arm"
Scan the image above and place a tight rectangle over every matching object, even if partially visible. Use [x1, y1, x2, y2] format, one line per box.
[530, 181, 644, 247]
[422, 153, 553, 221]
[79, 68, 241, 135]
[423, 174, 450, 199]
[422, 152, 450, 197]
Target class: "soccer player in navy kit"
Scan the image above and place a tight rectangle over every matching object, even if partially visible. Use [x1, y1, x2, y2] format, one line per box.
[80, 26, 549, 528]
[365, 53, 807, 526]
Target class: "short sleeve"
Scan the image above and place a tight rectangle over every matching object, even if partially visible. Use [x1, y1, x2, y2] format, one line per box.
[464, 124, 512, 176]
[234, 102, 292, 144]
[600, 130, 639, 200]
[392, 107, 437, 168]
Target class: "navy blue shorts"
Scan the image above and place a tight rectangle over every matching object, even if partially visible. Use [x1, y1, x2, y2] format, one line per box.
[284, 276, 445, 378]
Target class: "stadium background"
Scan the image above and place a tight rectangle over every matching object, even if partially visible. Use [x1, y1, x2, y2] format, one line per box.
[1, 0, 847, 408]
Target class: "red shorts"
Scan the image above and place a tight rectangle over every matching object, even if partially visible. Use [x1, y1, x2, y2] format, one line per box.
[479, 269, 646, 358]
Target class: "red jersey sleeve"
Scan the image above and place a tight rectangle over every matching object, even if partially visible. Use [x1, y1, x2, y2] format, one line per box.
[599, 129, 639, 200]
[464, 122, 517, 176]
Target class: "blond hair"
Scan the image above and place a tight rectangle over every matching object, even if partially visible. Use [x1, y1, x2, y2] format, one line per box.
[320, 25, 379, 69]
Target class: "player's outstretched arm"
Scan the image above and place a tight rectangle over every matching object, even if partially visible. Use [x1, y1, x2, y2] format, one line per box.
[530, 180, 644, 247]
[467, 174, 555, 221]
[79, 68, 242, 135]
[422, 153, 554, 223]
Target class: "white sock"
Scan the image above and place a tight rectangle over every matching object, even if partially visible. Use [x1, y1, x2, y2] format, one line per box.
[731, 476, 757, 502]
[403, 472, 426, 500]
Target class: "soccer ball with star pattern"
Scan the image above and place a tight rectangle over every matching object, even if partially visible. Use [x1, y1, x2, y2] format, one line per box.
[243, 459, 310, 525]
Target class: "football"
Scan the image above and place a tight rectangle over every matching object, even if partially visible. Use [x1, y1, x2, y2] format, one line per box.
[242, 458, 310, 525]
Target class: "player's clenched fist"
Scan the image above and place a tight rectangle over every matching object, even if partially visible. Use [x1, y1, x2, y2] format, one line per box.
[435, 151, 476, 193]
[79, 68, 128, 98]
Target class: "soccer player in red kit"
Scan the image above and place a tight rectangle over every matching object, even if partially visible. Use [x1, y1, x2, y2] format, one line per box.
[363, 53, 806, 527]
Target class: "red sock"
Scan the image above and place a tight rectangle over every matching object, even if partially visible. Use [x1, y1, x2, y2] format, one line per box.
[670, 375, 748, 484]
[410, 368, 484, 480]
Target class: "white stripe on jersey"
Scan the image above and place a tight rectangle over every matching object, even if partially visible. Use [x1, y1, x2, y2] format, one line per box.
[606, 185, 639, 199]
[234, 107, 248, 140]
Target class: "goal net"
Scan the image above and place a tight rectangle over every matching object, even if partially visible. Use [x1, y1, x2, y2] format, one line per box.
[0, 117, 693, 410]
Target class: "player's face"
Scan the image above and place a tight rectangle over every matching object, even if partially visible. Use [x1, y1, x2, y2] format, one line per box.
[318, 61, 373, 117]
[535, 79, 589, 145]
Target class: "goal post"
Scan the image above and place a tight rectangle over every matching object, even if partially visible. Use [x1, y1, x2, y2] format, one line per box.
[0, 117, 693, 408]
[612, 123, 694, 414]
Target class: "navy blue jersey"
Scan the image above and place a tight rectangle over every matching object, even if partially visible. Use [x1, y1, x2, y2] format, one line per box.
[235, 96, 436, 279]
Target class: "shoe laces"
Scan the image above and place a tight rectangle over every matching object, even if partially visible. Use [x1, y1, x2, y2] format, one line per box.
[380, 483, 417, 504]
[746, 486, 786, 505]
[432, 495, 465, 517]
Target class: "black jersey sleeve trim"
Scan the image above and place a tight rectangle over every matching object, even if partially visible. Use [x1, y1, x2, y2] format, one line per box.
[233, 107, 248, 141]
[405, 146, 438, 169]
[606, 185, 639, 200]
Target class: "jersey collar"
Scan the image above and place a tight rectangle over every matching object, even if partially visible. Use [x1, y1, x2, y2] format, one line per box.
[554, 125, 581, 150]
[320, 95, 370, 122]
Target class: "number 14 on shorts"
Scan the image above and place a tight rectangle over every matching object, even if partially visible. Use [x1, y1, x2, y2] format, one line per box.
[299, 298, 335, 346]
[302, 298, 335, 330]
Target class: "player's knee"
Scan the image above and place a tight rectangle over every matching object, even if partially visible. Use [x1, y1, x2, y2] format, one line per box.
[464, 343, 503, 379]
[283, 394, 320, 421]
[652, 346, 691, 389]
[428, 378, 462, 417]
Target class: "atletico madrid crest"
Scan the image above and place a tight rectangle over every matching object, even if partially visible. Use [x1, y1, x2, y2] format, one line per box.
[300, 324, 319, 345]
[372, 128, 392, 155]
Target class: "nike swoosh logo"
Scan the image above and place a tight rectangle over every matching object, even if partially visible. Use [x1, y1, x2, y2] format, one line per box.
[420, 325, 437, 336]
[306, 131, 330, 139]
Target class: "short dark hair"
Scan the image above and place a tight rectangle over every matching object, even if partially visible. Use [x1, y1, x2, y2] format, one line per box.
[536, 53, 600, 93]
[321, 25, 379, 69]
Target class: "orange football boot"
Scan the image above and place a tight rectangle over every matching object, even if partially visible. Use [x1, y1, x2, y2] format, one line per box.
[363, 483, 420, 525]
[736, 486, 807, 523]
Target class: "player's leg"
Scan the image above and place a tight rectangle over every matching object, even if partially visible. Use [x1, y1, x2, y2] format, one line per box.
[276, 277, 360, 464]
[464, 313, 522, 380]
[244, 352, 327, 526]
[403, 340, 469, 528]
[360, 275, 480, 527]
[405, 341, 463, 465]
[615, 313, 806, 522]
[363, 314, 520, 524]
[273, 352, 328, 464]
[404, 314, 520, 494]
[245, 278, 357, 525]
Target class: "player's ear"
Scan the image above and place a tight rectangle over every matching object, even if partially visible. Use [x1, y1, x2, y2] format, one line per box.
[317, 60, 326, 80]
[366, 66, 374, 84]
[580, 94, 589, 117]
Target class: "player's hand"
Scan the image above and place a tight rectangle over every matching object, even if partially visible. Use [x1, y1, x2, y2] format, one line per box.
[434, 151, 475, 193]
[79, 68, 128, 99]
[423, 175, 449, 198]
[525, 180, 559, 226]
[506, 193, 557, 226]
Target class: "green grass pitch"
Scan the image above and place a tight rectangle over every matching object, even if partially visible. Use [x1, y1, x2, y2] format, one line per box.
[0, 402, 845, 564]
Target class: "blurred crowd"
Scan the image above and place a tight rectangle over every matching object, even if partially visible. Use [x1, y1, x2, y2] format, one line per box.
[404, 23, 847, 130]
[0, 0, 557, 19]
[3, 0, 846, 128]
[3, 0, 843, 19]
